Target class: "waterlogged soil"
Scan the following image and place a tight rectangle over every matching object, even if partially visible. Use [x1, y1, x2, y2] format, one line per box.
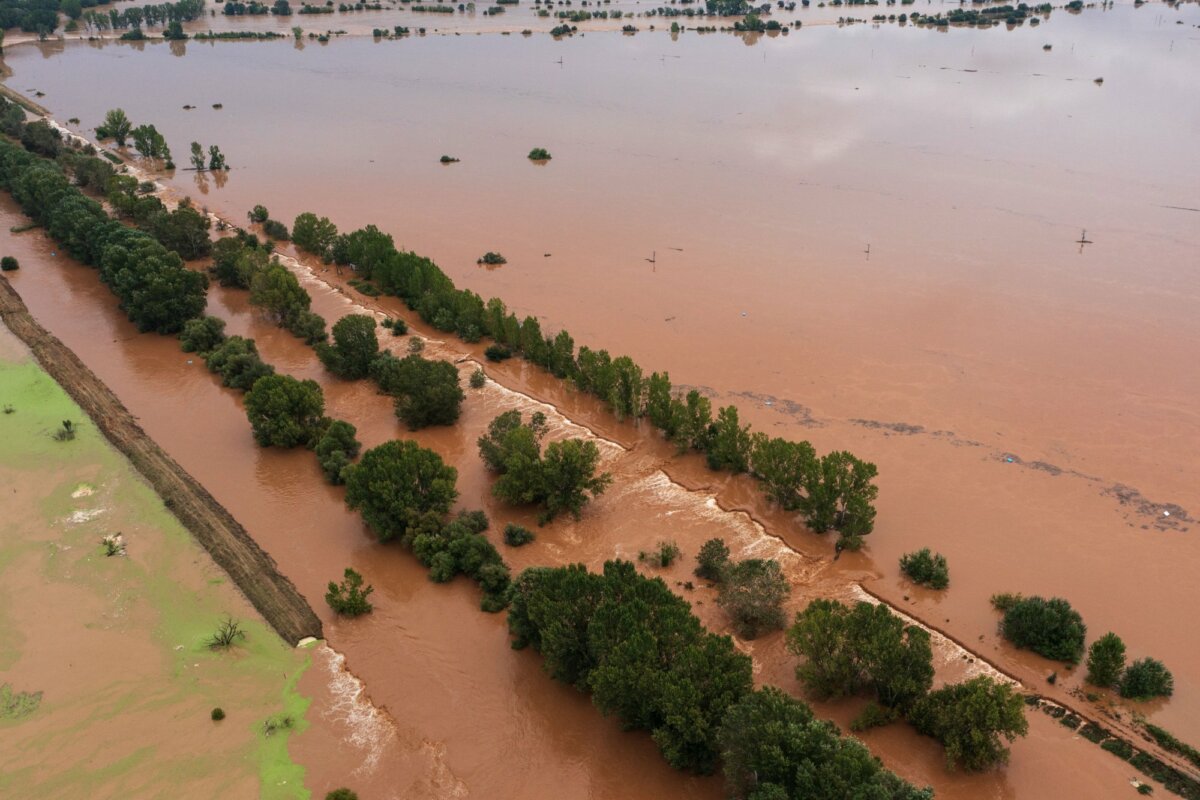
[2, 5, 1199, 795]
[0, 324, 313, 800]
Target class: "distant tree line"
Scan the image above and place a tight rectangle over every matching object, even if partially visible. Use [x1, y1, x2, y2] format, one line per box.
[80, 0, 205, 32]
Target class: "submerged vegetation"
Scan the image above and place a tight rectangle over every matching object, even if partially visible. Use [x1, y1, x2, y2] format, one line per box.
[509, 561, 933, 795]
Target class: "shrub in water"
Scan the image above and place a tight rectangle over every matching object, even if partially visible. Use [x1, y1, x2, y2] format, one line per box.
[899, 548, 949, 589]
[503, 523, 535, 546]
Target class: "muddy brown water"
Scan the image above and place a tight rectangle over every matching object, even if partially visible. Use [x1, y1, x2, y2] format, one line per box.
[0, 193, 1163, 798]
[3, 7, 1199, 796]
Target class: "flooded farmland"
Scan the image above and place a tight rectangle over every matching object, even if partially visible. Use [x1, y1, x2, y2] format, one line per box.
[2, 1, 1198, 798]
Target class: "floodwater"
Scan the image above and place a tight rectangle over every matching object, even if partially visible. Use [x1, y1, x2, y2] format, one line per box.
[2, 3, 1200, 796]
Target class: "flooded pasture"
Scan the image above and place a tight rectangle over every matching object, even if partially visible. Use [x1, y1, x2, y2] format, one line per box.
[2, 3, 1199, 797]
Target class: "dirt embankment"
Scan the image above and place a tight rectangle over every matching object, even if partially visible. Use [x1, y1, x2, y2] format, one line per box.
[0, 275, 322, 644]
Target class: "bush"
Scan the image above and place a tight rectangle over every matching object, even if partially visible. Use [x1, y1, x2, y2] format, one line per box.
[243, 374, 326, 448]
[503, 523, 535, 546]
[387, 317, 408, 335]
[262, 218, 290, 241]
[315, 420, 360, 484]
[207, 617, 246, 650]
[326, 568, 374, 616]
[695, 537, 730, 582]
[204, 336, 274, 390]
[527, 147, 552, 160]
[899, 548, 949, 590]
[484, 343, 512, 362]
[851, 700, 900, 732]
[372, 353, 464, 430]
[640, 540, 681, 568]
[998, 595, 1086, 663]
[211, 707, 226, 721]
[1120, 658, 1174, 700]
[287, 310, 328, 345]
[477, 251, 507, 265]
[179, 315, 227, 354]
[1101, 738, 1134, 760]
[249, 204, 270, 224]
[1085, 632, 1126, 688]
[0, 256, 17, 271]
[469, 368, 486, 388]
[718, 558, 790, 639]
[325, 789, 359, 800]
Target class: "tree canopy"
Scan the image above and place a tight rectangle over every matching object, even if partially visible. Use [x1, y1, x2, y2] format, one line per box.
[372, 353, 464, 430]
[243, 374, 326, 448]
[343, 440, 459, 543]
[908, 676, 1029, 771]
[317, 314, 379, 380]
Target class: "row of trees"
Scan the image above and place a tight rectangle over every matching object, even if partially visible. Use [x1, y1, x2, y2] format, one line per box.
[286, 210, 881, 549]
[789, 598, 1028, 771]
[508, 561, 932, 797]
[0, 139, 207, 333]
[79, 0, 205, 32]
[476, 410, 611, 523]
[992, 594, 1173, 700]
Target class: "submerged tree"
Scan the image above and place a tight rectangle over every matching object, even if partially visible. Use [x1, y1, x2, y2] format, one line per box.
[98, 108, 132, 146]
[189, 141, 205, 171]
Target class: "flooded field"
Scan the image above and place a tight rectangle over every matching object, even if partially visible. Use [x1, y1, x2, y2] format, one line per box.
[2, 2, 1199, 797]
[0, 324, 313, 800]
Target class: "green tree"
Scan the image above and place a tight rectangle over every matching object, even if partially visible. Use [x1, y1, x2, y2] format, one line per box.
[316, 314, 378, 380]
[717, 558, 790, 639]
[899, 548, 949, 590]
[150, 205, 212, 260]
[718, 687, 934, 800]
[211, 237, 270, 289]
[694, 537, 730, 582]
[749, 435, 817, 510]
[249, 262, 311, 326]
[1120, 658, 1173, 700]
[100, 108, 132, 147]
[203, 335, 274, 390]
[314, 419, 360, 485]
[243, 374, 325, 448]
[326, 568, 373, 616]
[1085, 632, 1126, 688]
[998, 595, 1086, 663]
[786, 598, 861, 699]
[796, 450, 879, 542]
[190, 141, 205, 171]
[538, 439, 612, 522]
[343, 440, 458, 543]
[787, 599, 932, 710]
[707, 405, 752, 473]
[208, 145, 226, 171]
[292, 211, 338, 257]
[248, 204, 269, 224]
[907, 676, 1028, 771]
[372, 354, 463, 430]
[179, 315, 226, 354]
[477, 410, 546, 471]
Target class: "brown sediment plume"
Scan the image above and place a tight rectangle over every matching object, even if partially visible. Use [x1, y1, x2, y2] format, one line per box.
[0, 275, 321, 644]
